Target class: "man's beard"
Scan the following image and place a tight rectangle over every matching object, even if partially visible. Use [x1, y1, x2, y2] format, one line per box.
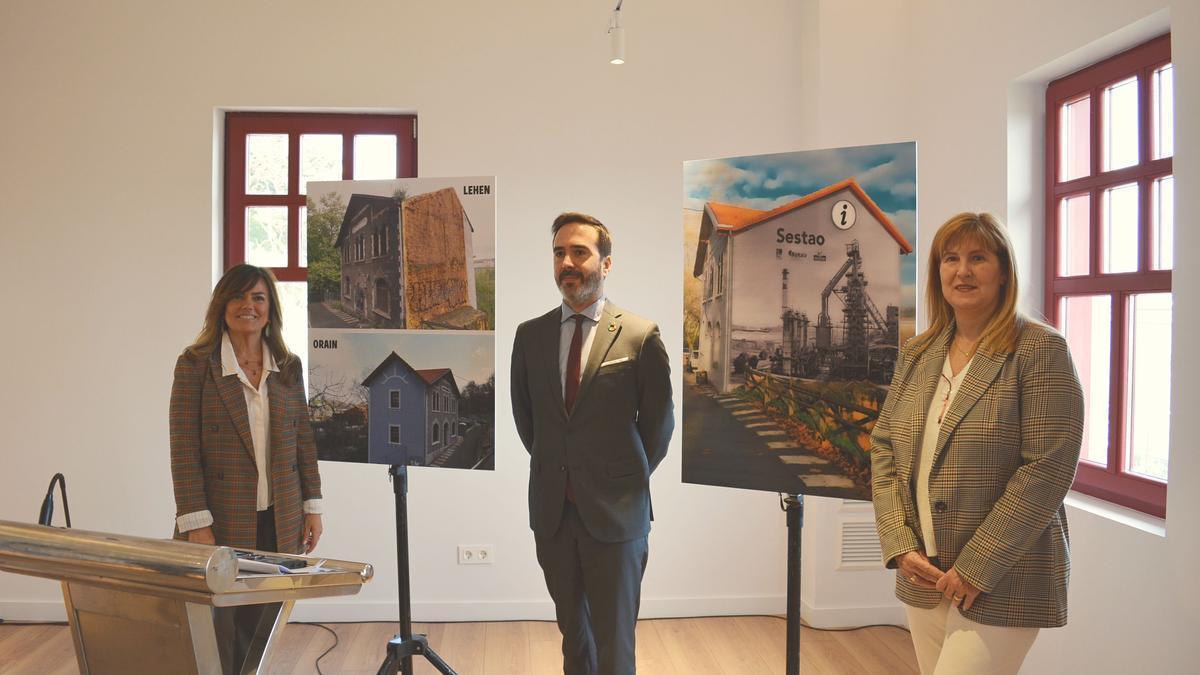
[558, 269, 601, 307]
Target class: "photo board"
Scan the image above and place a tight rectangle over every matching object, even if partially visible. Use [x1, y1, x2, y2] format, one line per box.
[306, 177, 496, 469]
[682, 144, 916, 499]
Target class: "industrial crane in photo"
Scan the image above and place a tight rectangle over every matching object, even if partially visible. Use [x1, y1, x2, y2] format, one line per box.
[779, 240, 898, 384]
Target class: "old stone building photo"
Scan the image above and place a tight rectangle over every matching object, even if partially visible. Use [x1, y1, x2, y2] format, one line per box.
[306, 177, 496, 330]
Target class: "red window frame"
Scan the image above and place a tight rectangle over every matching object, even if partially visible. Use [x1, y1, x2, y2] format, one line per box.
[224, 112, 417, 280]
[1045, 34, 1171, 517]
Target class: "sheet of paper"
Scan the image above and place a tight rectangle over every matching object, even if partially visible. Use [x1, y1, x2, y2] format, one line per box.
[237, 558, 290, 575]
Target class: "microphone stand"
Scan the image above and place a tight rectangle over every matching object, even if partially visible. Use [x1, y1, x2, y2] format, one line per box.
[38, 473, 71, 528]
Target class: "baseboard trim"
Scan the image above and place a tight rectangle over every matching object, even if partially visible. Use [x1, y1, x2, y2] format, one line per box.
[2, 596, 904, 629]
[800, 597, 909, 629]
[0, 601, 68, 623]
[289, 595, 789, 623]
[0, 597, 788, 623]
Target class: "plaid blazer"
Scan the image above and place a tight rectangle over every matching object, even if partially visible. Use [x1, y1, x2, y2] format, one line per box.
[169, 347, 322, 554]
[871, 321, 1083, 627]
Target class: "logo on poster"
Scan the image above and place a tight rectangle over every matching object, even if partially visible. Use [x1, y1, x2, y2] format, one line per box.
[832, 200, 856, 230]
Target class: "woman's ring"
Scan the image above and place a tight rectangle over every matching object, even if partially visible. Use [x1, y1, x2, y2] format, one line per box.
[953, 595, 964, 602]
[909, 575, 919, 583]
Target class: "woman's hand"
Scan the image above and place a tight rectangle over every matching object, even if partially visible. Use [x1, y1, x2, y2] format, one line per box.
[301, 514, 323, 554]
[897, 551, 943, 589]
[187, 526, 216, 546]
[936, 567, 983, 610]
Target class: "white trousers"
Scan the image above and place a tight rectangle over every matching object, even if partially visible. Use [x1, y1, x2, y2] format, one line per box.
[905, 599, 1039, 675]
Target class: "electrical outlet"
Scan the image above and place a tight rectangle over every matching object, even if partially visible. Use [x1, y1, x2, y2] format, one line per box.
[457, 545, 494, 565]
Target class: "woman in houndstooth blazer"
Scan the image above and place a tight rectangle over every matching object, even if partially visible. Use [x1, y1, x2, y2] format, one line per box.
[872, 213, 1084, 674]
[170, 264, 323, 555]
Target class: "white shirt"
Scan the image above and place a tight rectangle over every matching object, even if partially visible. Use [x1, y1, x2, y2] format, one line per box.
[176, 335, 322, 533]
[221, 333, 278, 511]
[915, 354, 973, 557]
[559, 297, 605, 399]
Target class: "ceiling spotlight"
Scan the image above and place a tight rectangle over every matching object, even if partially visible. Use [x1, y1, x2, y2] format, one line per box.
[608, 3, 624, 65]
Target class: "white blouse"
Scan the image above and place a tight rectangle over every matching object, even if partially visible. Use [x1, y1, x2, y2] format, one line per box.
[915, 354, 973, 557]
[220, 333, 278, 512]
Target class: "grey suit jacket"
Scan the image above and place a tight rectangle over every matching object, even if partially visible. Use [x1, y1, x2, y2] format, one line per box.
[511, 302, 674, 543]
[871, 321, 1083, 627]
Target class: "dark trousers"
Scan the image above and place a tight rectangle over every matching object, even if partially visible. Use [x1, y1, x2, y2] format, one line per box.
[217, 507, 280, 671]
[535, 503, 648, 675]
[255, 507, 279, 552]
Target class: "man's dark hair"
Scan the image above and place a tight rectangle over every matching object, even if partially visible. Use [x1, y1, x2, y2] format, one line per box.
[551, 212, 613, 258]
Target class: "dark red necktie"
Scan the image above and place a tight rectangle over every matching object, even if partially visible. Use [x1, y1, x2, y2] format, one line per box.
[564, 314, 585, 413]
[563, 315, 585, 503]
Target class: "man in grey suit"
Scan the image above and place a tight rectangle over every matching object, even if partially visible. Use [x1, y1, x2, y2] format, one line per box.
[511, 212, 674, 675]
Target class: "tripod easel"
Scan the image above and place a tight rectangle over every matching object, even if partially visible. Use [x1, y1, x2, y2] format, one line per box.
[376, 464, 456, 675]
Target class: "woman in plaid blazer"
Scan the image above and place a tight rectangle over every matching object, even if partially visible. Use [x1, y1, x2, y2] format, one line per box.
[872, 213, 1084, 674]
[170, 264, 323, 555]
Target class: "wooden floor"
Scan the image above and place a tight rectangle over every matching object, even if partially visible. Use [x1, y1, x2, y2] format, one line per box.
[0, 617, 917, 674]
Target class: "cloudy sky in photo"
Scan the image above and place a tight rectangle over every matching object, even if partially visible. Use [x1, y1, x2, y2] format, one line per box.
[684, 142, 918, 305]
[308, 329, 494, 402]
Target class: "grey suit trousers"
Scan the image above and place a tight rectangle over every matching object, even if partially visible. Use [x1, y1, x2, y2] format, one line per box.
[535, 503, 648, 675]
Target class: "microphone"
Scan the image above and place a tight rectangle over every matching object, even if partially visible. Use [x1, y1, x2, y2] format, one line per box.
[37, 473, 71, 528]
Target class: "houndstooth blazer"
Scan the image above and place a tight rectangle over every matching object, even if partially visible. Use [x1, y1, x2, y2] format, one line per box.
[871, 320, 1083, 628]
[169, 347, 322, 554]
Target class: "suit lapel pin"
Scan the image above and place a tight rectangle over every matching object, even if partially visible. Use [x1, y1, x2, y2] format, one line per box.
[608, 322, 616, 332]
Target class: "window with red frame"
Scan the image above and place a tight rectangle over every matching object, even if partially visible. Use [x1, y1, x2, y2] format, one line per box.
[1045, 34, 1172, 517]
[223, 112, 417, 355]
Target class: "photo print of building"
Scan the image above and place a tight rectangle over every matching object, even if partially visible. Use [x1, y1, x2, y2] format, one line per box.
[362, 352, 463, 466]
[306, 177, 496, 330]
[682, 143, 916, 500]
[307, 329, 495, 470]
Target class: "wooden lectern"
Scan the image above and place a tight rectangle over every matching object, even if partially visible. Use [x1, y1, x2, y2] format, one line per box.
[0, 520, 372, 674]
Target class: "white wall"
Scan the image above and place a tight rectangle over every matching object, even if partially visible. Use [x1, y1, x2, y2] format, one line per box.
[2, 2, 1196, 670]
[0, 0, 808, 623]
[806, 1, 1200, 672]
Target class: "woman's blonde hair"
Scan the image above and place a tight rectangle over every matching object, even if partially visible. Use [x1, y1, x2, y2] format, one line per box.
[186, 264, 297, 382]
[909, 212, 1026, 358]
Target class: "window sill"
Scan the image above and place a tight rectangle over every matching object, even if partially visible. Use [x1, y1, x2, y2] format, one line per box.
[1065, 490, 1166, 537]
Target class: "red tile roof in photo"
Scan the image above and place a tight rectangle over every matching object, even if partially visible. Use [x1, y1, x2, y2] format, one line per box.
[708, 178, 913, 252]
[414, 368, 451, 385]
[706, 203, 764, 229]
[362, 353, 457, 396]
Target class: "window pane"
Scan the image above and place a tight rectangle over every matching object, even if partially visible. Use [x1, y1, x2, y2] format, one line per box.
[1152, 64, 1173, 160]
[1152, 176, 1173, 270]
[246, 206, 288, 268]
[1059, 96, 1091, 181]
[277, 281, 308, 390]
[300, 134, 342, 193]
[245, 134, 289, 195]
[1101, 183, 1138, 273]
[1058, 194, 1090, 277]
[354, 134, 397, 180]
[1060, 295, 1111, 467]
[299, 205, 308, 267]
[1125, 293, 1171, 481]
[1103, 76, 1139, 172]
